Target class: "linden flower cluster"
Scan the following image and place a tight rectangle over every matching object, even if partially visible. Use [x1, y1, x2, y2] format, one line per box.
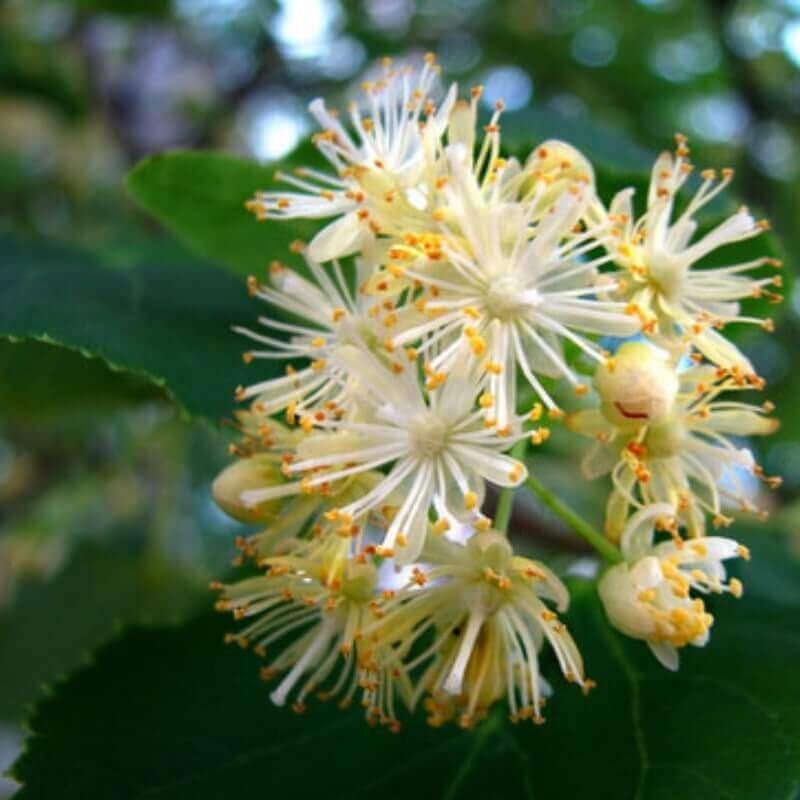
[212, 56, 782, 731]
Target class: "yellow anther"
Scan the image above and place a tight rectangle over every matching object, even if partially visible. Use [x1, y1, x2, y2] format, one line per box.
[433, 518, 450, 535]
[469, 337, 487, 357]
[737, 544, 751, 561]
[530, 427, 550, 445]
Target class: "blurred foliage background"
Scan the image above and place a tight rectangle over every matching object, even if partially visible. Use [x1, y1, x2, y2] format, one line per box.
[1, 0, 800, 794]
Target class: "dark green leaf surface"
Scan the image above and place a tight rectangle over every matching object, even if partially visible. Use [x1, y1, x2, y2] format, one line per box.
[126, 150, 317, 277]
[0, 542, 204, 722]
[0, 339, 163, 420]
[11, 530, 800, 800]
[0, 233, 270, 420]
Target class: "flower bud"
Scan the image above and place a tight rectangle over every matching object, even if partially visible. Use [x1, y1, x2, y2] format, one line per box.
[522, 139, 596, 208]
[212, 456, 287, 523]
[595, 342, 679, 430]
[599, 504, 746, 670]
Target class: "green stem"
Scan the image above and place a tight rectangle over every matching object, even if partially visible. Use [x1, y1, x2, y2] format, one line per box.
[495, 439, 528, 534]
[524, 473, 622, 564]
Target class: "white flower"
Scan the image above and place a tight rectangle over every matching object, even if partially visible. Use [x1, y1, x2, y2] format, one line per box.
[246, 55, 456, 262]
[278, 346, 533, 563]
[607, 136, 782, 373]
[384, 149, 639, 427]
[214, 537, 406, 730]
[235, 253, 418, 421]
[599, 503, 749, 670]
[567, 342, 780, 540]
[213, 404, 391, 560]
[368, 530, 592, 728]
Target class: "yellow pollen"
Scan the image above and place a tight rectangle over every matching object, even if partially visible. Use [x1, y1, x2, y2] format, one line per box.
[479, 393, 495, 409]
[433, 518, 450, 535]
[737, 545, 751, 561]
[530, 427, 550, 445]
[508, 464, 524, 482]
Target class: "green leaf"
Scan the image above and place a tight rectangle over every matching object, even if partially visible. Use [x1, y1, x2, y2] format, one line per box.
[0, 232, 269, 420]
[11, 529, 800, 799]
[0, 542, 204, 723]
[0, 339, 162, 420]
[126, 150, 318, 277]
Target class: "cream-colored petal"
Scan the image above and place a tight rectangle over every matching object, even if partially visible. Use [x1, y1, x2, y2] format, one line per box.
[565, 408, 614, 438]
[307, 212, 371, 262]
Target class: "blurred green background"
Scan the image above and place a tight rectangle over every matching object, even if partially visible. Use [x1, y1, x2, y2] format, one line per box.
[1, 0, 800, 794]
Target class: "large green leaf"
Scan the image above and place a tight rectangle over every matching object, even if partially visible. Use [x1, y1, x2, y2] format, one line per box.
[0, 541, 204, 723]
[11, 529, 800, 800]
[0, 339, 162, 420]
[126, 150, 318, 277]
[0, 233, 270, 420]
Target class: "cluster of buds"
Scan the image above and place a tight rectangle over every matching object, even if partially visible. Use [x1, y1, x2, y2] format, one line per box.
[212, 55, 781, 729]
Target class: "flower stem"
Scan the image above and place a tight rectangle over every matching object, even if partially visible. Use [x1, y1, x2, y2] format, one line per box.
[495, 439, 528, 534]
[524, 473, 622, 564]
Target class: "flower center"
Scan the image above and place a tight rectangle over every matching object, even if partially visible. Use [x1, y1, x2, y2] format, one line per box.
[646, 253, 686, 302]
[335, 316, 379, 351]
[483, 275, 530, 321]
[643, 416, 685, 458]
[408, 411, 450, 459]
